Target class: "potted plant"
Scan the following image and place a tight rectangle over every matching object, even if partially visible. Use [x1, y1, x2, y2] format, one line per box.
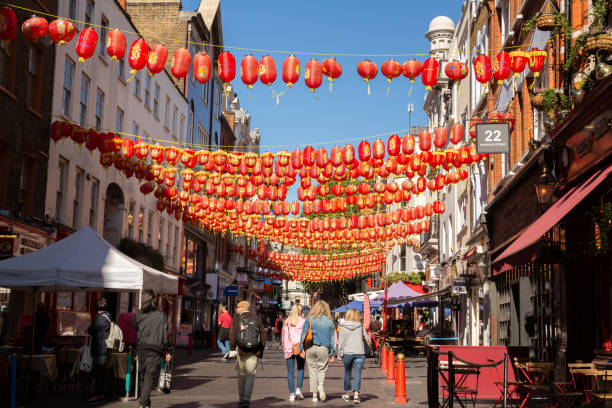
[583, 0, 612, 54]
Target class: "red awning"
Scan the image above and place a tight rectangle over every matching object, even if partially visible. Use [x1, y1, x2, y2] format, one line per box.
[493, 163, 612, 274]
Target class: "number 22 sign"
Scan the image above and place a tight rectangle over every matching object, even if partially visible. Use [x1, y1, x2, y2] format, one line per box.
[475, 122, 510, 153]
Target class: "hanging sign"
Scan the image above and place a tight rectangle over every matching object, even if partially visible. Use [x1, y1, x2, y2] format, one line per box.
[0, 236, 15, 259]
[452, 277, 467, 295]
[476, 122, 510, 153]
[223, 285, 239, 297]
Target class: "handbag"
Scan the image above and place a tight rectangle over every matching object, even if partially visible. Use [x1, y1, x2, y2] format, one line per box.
[362, 331, 374, 358]
[158, 354, 172, 394]
[79, 341, 93, 373]
[302, 317, 313, 349]
[290, 324, 301, 356]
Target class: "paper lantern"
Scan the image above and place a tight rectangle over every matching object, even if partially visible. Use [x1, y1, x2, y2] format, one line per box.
[358, 140, 371, 162]
[509, 50, 529, 78]
[106, 29, 126, 61]
[421, 58, 439, 90]
[303, 146, 315, 167]
[528, 48, 547, 77]
[147, 44, 168, 75]
[445, 60, 468, 81]
[315, 147, 329, 168]
[356, 59, 378, 94]
[342, 144, 355, 166]
[304, 58, 322, 92]
[171, 48, 191, 79]
[128, 38, 149, 74]
[218, 51, 236, 84]
[402, 59, 422, 82]
[433, 127, 448, 149]
[501, 112, 515, 132]
[402, 134, 415, 155]
[450, 123, 464, 145]
[0, 8, 17, 41]
[387, 134, 400, 156]
[76, 27, 98, 62]
[493, 51, 511, 84]
[49, 19, 76, 45]
[193, 51, 211, 83]
[259, 55, 276, 86]
[418, 129, 432, 151]
[473, 54, 492, 85]
[321, 57, 342, 91]
[281, 55, 300, 87]
[381, 59, 402, 83]
[22, 16, 48, 40]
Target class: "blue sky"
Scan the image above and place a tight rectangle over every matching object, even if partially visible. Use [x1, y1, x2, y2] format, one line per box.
[181, 0, 462, 152]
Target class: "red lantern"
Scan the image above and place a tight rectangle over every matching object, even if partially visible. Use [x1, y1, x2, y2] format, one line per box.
[75, 27, 98, 62]
[22, 16, 48, 40]
[419, 129, 432, 151]
[528, 48, 547, 77]
[304, 59, 322, 92]
[128, 38, 149, 74]
[259, 55, 276, 86]
[49, 19, 76, 45]
[434, 127, 448, 149]
[358, 140, 371, 162]
[106, 29, 126, 61]
[342, 144, 355, 166]
[469, 115, 482, 138]
[147, 44, 168, 75]
[171, 48, 191, 79]
[372, 139, 385, 160]
[509, 50, 529, 78]
[193, 51, 212, 84]
[321, 57, 342, 91]
[387, 134, 400, 156]
[493, 51, 511, 84]
[402, 134, 415, 155]
[218, 51, 236, 84]
[356, 59, 378, 94]
[381, 59, 402, 83]
[444, 60, 468, 81]
[473, 54, 492, 85]
[282, 55, 300, 87]
[315, 147, 329, 168]
[402, 59, 422, 82]
[501, 112, 515, 132]
[0, 8, 17, 41]
[450, 123, 464, 145]
[421, 58, 439, 91]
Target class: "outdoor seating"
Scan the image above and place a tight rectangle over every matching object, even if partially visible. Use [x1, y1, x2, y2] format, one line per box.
[591, 370, 612, 407]
[439, 359, 481, 408]
[514, 360, 554, 408]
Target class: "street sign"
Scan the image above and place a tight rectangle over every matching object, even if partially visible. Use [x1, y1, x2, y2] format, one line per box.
[223, 285, 239, 297]
[452, 278, 467, 295]
[476, 122, 510, 153]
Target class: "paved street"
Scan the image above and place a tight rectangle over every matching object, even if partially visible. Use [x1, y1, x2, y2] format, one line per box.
[20, 346, 430, 408]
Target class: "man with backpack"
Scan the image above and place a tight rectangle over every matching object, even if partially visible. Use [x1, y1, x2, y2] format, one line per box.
[86, 298, 112, 405]
[229, 301, 267, 408]
[133, 290, 170, 408]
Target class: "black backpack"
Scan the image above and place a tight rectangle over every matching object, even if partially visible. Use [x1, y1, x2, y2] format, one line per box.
[237, 314, 261, 351]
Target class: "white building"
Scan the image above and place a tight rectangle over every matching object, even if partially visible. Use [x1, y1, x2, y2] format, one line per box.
[45, 0, 188, 276]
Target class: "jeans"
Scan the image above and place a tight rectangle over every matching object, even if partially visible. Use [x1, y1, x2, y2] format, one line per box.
[236, 353, 258, 402]
[305, 344, 330, 393]
[343, 354, 365, 392]
[217, 338, 230, 355]
[92, 362, 106, 396]
[286, 355, 305, 394]
[138, 349, 162, 406]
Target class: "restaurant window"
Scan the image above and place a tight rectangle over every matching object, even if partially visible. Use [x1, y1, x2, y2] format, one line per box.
[62, 57, 75, 118]
[99, 16, 108, 58]
[56, 157, 68, 221]
[79, 73, 90, 127]
[26, 45, 43, 112]
[85, 0, 94, 25]
[95, 89, 104, 130]
[73, 167, 84, 228]
[182, 236, 197, 276]
[144, 74, 151, 108]
[127, 200, 135, 239]
[153, 83, 160, 118]
[89, 177, 99, 228]
[138, 206, 144, 242]
[0, 39, 17, 93]
[134, 70, 141, 98]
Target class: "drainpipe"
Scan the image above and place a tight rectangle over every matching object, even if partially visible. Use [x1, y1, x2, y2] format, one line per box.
[563, 0, 571, 96]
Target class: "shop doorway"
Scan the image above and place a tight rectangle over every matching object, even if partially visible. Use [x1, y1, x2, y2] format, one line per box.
[103, 183, 124, 247]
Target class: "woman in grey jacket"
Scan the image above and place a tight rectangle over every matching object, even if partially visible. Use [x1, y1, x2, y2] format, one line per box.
[337, 308, 368, 404]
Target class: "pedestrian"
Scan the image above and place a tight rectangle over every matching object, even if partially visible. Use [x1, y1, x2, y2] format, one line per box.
[337, 308, 369, 404]
[371, 315, 382, 334]
[217, 304, 233, 360]
[299, 300, 335, 402]
[274, 313, 284, 348]
[86, 297, 111, 405]
[229, 300, 267, 408]
[281, 304, 305, 401]
[132, 290, 170, 408]
[34, 302, 50, 353]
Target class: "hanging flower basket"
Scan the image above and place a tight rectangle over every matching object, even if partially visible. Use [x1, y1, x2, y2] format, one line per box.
[535, 13, 557, 31]
[531, 91, 546, 109]
[584, 33, 612, 54]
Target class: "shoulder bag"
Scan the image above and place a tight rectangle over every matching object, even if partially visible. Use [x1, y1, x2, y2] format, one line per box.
[302, 317, 313, 349]
[290, 325, 301, 356]
[362, 328, 374, 358]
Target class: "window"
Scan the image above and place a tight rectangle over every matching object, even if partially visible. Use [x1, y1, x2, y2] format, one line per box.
[499, 0, 510, 42]
[56, 157, 68, 221]
[79, 73, 90, 127]
[73, 167, 84, 228]
[158, 218, 163, 250]
[214, 131, 219, 148]
[399, 244, 407, 272]
[138, 206, 144, 242]
[69, 0, 77, 20]
[134, 70, 141, 98]
[0, 39, 17, 92]
[95, 89, 104, 130]
[127, 201, 135, 239]
[18, 156, 35, 215]
[173, 225, 179, 262]
[144, 74, 151, 108]
[164, 96, 170, 129]
[85, 0, 94, 25]
[147, 212, 153, 246]
[99, 16, 108, 58]
[132, 122, 139, 142]
[143, 131, 150, 144]
[197, 124, 208, 146]
[179, 114, 185, 142]
[62, 57, 75, 118]
[153, 83, 160, 118]
[202, 80, 209, 104]
[189, 105, 194, 144]
[118, 58, 125, 80]
[116, 107, 124, 133]
[172, 105, 177, 137]
[26, 45, 42, 111]
[166, 221, 171, 258]
[215, 86, 221, 116]
[89, 177, 99, 228]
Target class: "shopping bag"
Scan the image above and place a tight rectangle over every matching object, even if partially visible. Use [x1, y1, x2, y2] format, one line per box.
[79, 344, 93, 373]
[158, 355, 172, 394]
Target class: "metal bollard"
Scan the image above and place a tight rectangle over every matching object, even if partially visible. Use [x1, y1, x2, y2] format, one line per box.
[448, 352, 454, 408]
[395, 353, 407, 404]
[381, 343, 388, 374]
[121, 351, 132, 401]
[503, 352, 508, 408]
[10, 354, 16, 408]
[386, 348, 395, 384]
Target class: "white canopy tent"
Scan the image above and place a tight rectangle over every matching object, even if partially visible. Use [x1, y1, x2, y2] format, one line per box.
[0, 226, 178, 294]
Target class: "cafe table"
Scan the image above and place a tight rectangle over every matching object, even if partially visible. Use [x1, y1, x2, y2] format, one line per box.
[439, 359, 481, 408]
[18, 354, 59, 383]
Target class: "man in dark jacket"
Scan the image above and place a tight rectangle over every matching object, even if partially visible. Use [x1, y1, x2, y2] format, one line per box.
[229, 301, 266, 408]
[133, 290, 169, 408]
[87, 297, 111, 405]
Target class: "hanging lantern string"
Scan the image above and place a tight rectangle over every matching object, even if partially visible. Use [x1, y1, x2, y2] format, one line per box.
[3, 2, 553, 59]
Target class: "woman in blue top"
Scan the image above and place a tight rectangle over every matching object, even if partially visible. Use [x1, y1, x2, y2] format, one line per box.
[299, 300, 336, 402]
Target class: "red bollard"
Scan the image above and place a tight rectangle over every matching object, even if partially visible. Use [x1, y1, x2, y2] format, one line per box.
[188, 334, 193, 356]
[381, 343, 388, 374]
[395, 353, 407, 403]
[386, 348, 395, 384]
[211, 334, 216, 352]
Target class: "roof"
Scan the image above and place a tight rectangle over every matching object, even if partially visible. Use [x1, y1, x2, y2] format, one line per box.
[428, 16, 455, 32]
[197, 0, 221, 32]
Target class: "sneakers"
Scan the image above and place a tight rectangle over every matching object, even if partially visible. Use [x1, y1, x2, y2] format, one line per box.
[228, 350, 238, 358]
[312, 393, 318, 402]
[353, 392, 361, 404]
[342, 393, 351, 401]
[289, 394, 295, 402]
[222, 351, 229, 360]
[318, 385, 326, 401]
[295, 389, 304, 400]
[238, 400, 250, 408]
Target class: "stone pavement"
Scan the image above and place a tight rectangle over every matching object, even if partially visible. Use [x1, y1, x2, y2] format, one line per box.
[19, 345, 431, 408]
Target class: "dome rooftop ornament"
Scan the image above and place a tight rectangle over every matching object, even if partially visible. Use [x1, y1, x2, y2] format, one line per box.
[428, 16, 455, 32]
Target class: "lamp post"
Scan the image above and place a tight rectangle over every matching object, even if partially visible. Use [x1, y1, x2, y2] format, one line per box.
[407, 103, 414, 129]
[535, 170, 556, 210]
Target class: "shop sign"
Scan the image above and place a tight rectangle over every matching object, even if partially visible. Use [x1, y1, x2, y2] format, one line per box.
[0, 236, 15, 259]
[236, 273, 248, 285]
[254, 281, 265, 292]
[205, 273, 219, 301]
[452, 278, 467, 295]
[564, 111, 612, 180]
[223, 285, 239, 297]
[18, 236, 45, 255]
[176, 324, 192, 347]
[476, 122, 510, 153]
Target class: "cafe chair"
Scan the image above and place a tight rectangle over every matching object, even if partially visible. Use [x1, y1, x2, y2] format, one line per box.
[591, 370, 612, 407]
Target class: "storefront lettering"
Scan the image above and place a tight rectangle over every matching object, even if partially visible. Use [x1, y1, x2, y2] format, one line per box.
[576, 116, 612, 158]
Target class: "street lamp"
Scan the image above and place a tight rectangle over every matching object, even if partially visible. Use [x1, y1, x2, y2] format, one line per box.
[535, 170, 556, 209]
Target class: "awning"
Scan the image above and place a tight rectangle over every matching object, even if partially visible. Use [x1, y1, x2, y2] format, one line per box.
[386, 287, 451, 306]
[493, 163, 612, 274]
[462, 247, 477, 260]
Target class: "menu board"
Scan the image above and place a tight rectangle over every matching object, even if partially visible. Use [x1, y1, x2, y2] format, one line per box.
[177, 324, 192, 347]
